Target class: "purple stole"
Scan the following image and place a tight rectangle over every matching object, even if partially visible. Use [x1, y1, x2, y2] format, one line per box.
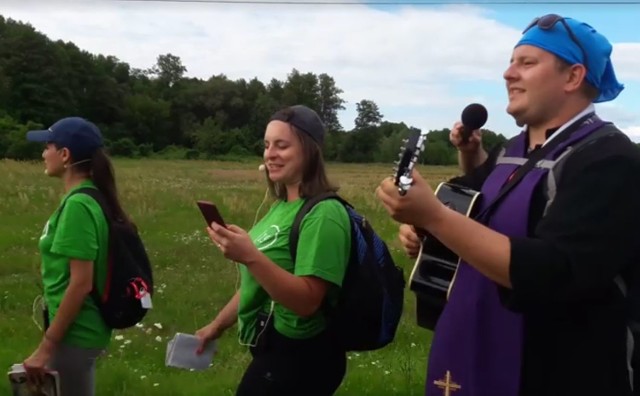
[424, 116, 608, 396]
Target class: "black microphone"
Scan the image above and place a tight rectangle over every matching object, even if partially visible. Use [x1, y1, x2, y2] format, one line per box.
[460, 103, 488, 144]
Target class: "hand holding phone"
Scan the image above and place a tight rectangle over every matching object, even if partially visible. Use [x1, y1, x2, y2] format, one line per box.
[196, 201, 227, 228]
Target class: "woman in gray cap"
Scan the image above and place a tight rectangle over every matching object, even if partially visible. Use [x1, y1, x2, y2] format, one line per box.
[196, 105, 351, 396]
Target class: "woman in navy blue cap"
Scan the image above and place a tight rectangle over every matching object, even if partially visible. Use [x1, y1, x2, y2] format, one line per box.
[22, 117, 132, 396]
[195, 105, 351, 396]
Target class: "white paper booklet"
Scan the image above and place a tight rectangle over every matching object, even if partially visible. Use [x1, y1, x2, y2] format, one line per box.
[7, 363, 61, 396]
[165, 332, 217, 371]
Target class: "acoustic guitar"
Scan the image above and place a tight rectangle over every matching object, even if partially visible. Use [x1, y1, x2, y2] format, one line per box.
[393, 130, 482, 331]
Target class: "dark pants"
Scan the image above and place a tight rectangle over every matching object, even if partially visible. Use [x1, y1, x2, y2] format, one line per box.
[48, 343, 104, 396]
[236, 316, 347, 396]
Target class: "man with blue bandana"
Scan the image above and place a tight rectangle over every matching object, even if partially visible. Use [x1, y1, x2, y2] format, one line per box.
[377, 14, 640, 396]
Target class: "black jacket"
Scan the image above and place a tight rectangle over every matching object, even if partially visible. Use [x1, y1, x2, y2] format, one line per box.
[450, 122, 640, 396]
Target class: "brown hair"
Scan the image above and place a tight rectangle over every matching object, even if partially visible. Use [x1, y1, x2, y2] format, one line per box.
[66, 147, 135, 229]
[266, 123, 338, 201]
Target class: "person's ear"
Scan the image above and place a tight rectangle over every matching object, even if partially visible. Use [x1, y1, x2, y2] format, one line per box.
[564, 64, 588, 94]
[59, 147, 72, 168]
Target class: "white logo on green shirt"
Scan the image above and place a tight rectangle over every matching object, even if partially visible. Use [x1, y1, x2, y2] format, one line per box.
[254, 225, 280, 251]
[40, 221, 49, 241]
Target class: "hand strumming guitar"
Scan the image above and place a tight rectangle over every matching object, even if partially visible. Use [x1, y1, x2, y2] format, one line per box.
[398, 224, 421, 259]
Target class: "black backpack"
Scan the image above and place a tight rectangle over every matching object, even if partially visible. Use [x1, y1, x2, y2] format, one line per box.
[289, 192, 405, 352]
[56, 187, 153, 329]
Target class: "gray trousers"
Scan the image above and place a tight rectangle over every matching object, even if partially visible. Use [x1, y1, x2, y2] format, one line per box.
[48, 343, 105, 396]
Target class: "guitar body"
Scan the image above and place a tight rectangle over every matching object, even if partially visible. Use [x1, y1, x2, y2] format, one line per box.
[408, 182, 481, 331]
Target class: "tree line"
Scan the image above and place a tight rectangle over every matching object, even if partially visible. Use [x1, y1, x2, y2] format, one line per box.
[0, 15, 508, 165]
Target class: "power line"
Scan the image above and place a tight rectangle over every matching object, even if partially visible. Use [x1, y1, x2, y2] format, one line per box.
[115, 0, 640, 4]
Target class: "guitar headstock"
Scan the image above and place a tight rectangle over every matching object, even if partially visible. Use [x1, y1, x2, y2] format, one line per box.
[393, 129, 428, 195]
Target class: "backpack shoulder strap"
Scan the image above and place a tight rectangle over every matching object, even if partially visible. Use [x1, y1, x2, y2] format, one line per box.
[549, 123, 625, 185]
[289, 191, 344, 262]
[543, 123, 625, 216]
[53, 186, 108, 223]
[474, 113, 600, 222]
[51, 186, 111, 306]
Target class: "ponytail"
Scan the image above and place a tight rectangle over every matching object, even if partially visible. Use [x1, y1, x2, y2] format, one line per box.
[73, 149, 135, 230]
[91, 149, 134, 229]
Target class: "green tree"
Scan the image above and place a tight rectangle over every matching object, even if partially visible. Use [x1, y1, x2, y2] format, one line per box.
[149, 53, 187, 88]
[0, 16, 511, 165]
[317, 74, 345, 132]
[0, 115, 44, 160]
[354, 99, 383, 130]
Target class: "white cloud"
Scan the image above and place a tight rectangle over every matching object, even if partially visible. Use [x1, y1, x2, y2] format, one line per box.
[596, 103, 639, 125]
[1, 1, 520, 129]
[611, 43, 640, 82]
[586, 103, 640, 142]
[621, 126, 640, 140]
[2, 0, 639, 137]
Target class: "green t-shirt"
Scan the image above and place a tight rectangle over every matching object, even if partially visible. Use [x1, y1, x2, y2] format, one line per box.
[237, 197, 351, 343]
[38, 180, 112, 349]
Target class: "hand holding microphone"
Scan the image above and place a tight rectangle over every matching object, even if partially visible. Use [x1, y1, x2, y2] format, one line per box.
[451, 103, 489, 174]
[450, 103, 487, 154]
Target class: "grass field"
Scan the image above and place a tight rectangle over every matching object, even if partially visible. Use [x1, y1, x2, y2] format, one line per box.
[0, 158, 461, 396]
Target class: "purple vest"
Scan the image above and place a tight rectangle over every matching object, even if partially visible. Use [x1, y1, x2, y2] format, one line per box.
[425, 116, 608, 396]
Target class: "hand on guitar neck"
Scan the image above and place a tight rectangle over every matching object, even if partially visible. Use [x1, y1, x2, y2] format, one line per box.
[381, 129, 448, 230]
[382, 129, 483, 330]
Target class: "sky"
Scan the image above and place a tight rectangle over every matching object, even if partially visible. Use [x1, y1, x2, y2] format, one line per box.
[3, 0, 640, 140]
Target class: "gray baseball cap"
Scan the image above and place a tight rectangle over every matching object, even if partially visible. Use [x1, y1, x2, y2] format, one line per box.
[269, 105, 325, 146]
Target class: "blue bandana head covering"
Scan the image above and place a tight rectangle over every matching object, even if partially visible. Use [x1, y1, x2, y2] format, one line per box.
[516, 15, 624, 103]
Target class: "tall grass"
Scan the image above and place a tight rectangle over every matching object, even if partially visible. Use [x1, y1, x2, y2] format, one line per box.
[0, 158, 460, 396]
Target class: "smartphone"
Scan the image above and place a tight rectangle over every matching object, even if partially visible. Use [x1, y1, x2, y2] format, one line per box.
[196, 200, 227, 228]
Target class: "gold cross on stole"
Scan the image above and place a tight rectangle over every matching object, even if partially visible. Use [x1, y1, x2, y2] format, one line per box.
[434, 370, 461, 396]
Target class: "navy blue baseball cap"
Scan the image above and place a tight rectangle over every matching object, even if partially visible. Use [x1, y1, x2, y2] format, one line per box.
[26, 117, 104, 160]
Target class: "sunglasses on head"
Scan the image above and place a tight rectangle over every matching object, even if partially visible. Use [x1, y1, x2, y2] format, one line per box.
[523, 14, 588, 68]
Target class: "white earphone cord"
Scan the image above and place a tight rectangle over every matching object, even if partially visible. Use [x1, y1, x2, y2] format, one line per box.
[236, 182, 275, 347]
